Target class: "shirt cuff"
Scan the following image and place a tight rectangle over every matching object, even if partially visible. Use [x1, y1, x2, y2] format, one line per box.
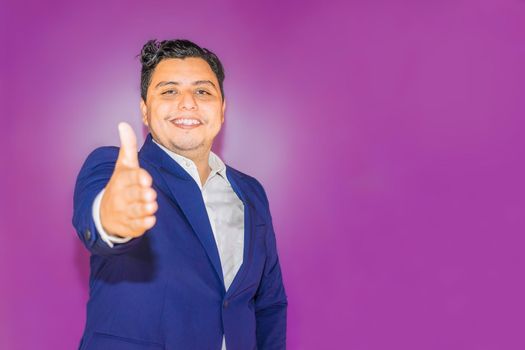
[92, 188, 133, 248]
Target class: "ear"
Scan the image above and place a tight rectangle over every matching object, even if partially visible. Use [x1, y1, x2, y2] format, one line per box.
[221, 99, 226, 124]
[140, 99, 149, 126]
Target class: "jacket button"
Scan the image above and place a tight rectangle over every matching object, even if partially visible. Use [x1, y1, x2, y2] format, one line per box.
[223, 300, 229, 308]
[84, 229, 91, 241]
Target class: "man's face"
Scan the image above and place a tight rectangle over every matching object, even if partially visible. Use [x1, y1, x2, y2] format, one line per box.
[140, 57, 225, 157]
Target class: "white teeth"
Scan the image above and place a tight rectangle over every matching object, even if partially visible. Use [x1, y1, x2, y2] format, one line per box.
[174, 118, 200, 125]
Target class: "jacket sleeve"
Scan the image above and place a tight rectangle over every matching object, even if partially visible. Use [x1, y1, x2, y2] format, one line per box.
[253, 180, 288, 349]
[72, 146, 144, 256]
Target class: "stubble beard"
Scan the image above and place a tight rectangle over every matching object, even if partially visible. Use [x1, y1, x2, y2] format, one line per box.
[168, 136, 208, 159]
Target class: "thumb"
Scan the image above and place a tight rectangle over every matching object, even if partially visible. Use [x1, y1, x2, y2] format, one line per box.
[116, 122, 139, 168]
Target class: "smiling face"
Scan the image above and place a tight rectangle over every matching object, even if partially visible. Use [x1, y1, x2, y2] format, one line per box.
[140, 57, 225, 159]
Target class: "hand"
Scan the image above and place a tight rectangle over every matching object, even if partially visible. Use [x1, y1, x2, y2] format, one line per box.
[100, 122, 158, 238]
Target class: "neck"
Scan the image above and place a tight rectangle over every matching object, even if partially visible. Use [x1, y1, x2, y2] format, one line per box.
[168, 145, 212, 187]
[150, 135, 213, 186]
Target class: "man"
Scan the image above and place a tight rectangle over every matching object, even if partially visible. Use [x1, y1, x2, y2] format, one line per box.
[72, 39, 287, 350]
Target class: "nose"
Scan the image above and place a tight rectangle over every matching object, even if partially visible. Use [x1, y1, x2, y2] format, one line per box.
[178, 90, 197, 111]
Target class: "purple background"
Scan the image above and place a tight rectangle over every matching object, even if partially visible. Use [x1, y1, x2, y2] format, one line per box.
[2, 0, 525, 349]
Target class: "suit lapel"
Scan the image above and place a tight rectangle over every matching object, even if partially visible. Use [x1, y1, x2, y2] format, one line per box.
[224, 168, 255, 298]
[139, 134, 224, 287]
[139, 134, 258, 297]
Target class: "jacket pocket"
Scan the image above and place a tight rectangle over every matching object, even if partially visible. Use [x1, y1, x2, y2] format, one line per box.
[84, 332, 164, 350]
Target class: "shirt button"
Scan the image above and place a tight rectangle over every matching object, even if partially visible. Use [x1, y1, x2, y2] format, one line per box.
[84, 229, 91, 241]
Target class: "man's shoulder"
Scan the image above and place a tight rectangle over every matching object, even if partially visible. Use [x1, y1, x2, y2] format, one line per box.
[77, 146, 120, 178]
[225, 164, 270, 206]
[225, 164, 261, 186]
[84, 146, 120, 164]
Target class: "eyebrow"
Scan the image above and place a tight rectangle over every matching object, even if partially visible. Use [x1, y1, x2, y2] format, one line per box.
[155, 80, 217, 89]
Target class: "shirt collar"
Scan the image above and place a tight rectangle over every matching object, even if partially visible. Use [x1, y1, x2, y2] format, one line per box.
[152, 138, 227, 179]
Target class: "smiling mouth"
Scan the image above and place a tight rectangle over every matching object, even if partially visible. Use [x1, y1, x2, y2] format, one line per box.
[169, 117, 202, 129]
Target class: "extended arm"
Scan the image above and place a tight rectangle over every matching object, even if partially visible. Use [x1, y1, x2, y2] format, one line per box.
[72, 147, 143, 255]
[72, 123, 157, 256]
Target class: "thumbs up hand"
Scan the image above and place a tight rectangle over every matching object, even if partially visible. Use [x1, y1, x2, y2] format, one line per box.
[100, 122, 158, 238]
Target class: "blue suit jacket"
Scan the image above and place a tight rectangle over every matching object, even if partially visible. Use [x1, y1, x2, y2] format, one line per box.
[72, 134, 287, 349]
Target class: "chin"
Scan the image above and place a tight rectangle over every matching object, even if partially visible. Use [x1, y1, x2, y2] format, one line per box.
[170, 140, 204, 152]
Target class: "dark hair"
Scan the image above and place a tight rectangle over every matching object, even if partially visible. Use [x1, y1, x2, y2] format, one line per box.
[138, 39, 225, 102]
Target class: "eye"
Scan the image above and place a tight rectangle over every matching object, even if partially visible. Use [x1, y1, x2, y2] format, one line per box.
[162, 89, 177, 95]
[196, 89, 211, 95]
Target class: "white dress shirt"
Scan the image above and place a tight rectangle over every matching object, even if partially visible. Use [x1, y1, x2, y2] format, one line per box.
[92, 139, 245, 350]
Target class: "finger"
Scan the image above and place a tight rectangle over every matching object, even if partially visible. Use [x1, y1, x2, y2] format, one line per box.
[127, 202, 145, 218]
[122, 185, 156, 203]
[137, 168, 153, 187]
[142, 188, 157, 202]
[129, 216, 156, 233]
[116, 122, 139, 168]
[122, 185, 143, 202]
[142, 216, 156, 229]
[127, 201, 158, 218]
[143, 201, 158, 215]
[119, 168, 152, 188]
